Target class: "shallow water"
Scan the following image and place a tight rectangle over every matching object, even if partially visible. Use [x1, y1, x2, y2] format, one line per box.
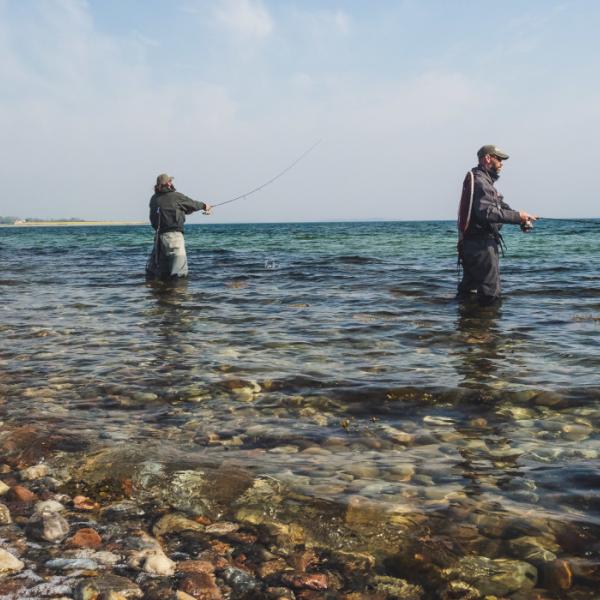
[1, 219, 599, 596]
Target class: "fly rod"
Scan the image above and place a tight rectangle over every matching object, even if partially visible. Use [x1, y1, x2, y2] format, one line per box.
[211, 140, 322, 209]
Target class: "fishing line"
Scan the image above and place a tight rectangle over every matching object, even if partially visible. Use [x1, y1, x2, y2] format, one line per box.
[211, 140, 322, 209]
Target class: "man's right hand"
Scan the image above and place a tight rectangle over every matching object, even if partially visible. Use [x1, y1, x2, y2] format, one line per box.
[519, 211, 538, 223]
[203, 204, 213, 215]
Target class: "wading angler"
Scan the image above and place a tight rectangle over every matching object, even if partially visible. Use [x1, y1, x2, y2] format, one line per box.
[457, 145, 538, 305]
[146, 174, 212, 280]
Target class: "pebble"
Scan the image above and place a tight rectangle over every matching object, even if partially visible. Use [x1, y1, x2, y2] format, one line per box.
[0, 548, 24, 575]
[205, 521, 240, 536]
[0, 502, 12, 524]
[128, 548, 176, 576]
[73, 574, 143, 599]
[26, 510, 70, 543]
[153, 512, 205, 538]
[0, 480, 9, 496]
[67, 527, 103, 549]
[34, 499, 65, 514]
[179, 572, 223, 599]
[73, 494, 100, 511]
[45, 557, 100, 571]
[9, 484, 38, 503]
[20, 463, 50, 480]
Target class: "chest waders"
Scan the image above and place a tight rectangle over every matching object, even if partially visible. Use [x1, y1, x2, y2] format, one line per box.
[146, 207, 162, 273]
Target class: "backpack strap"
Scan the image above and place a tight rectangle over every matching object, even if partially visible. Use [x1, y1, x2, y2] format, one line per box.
[457, 169, 475, 242]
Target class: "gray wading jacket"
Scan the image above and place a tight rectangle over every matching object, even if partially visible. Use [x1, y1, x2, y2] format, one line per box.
[464, 166, 521, 240]
[149, 190, 206, 233]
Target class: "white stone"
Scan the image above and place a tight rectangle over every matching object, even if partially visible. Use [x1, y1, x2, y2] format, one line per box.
[142, 550, 176, 576]
[0, 548, 24, 575]
[21, 464, 50, 480]
[34, 499, 65, 514]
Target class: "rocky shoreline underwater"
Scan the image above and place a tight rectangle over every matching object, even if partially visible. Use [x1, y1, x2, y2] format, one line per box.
[1, 394, 599, 600]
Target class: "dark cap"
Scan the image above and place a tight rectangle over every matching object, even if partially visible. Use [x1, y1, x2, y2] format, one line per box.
[477, 145, 509, 160]
[156, 173, 173, 186]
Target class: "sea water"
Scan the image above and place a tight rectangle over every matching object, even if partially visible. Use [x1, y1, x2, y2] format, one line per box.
[1, 219, 599, 595]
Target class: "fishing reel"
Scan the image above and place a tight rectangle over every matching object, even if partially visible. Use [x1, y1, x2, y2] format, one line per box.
[520, 219, 534, 233]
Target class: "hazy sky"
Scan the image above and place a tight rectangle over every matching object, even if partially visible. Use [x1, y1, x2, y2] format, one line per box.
[1, 0, 599, 222]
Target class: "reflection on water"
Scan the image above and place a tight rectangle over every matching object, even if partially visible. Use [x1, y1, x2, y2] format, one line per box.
[454, 299, 505, 389]
[0, 220, 599, 596]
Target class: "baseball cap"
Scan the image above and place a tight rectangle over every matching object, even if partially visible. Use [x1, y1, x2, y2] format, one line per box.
[156, 173, 174, 186]
[477, 145, 509, 160]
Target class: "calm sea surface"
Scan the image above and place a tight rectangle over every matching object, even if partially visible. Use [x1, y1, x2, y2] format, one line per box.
[1, 219, 599, 594]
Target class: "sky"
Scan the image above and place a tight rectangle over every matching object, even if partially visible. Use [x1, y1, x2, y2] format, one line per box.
[1, 0, 599, 223]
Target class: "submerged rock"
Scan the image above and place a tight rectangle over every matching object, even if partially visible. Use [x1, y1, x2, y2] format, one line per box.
[372, 575, 423, 599]
[442, 556, 537, 597]
[26, 509, 70, 543]
[0, 502, 11, 524]
[34, 498, 66, 514]
[20, 463, 50, 480]
[153, 512, 205, 539]
[73, 574, 143, 599]
[0, 547, 24, 575]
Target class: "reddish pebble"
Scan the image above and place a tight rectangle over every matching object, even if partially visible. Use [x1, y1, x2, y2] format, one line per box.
[67, 527, 102, 549]
[179, 572, 223, 600]
[73, 495, 100, 511]
[281, 572, 328, 591]
[178, 560, 216, 575]
[8, 485, 37, 503]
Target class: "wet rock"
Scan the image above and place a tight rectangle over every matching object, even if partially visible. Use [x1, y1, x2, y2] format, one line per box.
[561, 422, 593, 441]
[100, 500, 145, 520]
[67, 527, 103, 549]
[46, 557, 100, 571]
[74, 494, 101, 511]
[178, 559, 216, 575]
[129, 548, 176, 576]
[372, 575, 423, 599]
[0, 502, 11, 524]
[26, 509, 70, 543]
[264, 587, 296, 600]
[543, 558, 573, 591]
[256, 558, 288, 579]
[442, 556, 537, 597]
[20, 463, 50, 480]
[153, 512, 205, 539]
[205, 521, 240, 536]
[220, 566, 259, 595]
[34, 498, 66, 514]
[178, 572, 223, 599]
[8, 484, 37, 503]
[533, 392, 563, 407]
[281, 572, 328, 591]
[508, 536, 559, 563]
[0, 547, 24, 575]
[439, 580, 479, 599]
[74, 574, 143, 599]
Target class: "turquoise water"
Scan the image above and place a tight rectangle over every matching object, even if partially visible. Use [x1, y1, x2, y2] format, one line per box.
[1, 219, 599, 595]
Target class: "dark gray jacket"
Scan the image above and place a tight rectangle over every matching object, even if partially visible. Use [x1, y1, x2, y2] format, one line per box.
[149, 190, 206, 233]
[464, 166, 520, 239]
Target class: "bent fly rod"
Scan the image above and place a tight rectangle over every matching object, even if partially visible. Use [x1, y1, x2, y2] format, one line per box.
[211, 140, 322, 209]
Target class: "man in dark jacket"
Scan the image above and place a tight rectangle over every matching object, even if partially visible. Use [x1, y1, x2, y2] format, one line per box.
[457, 145, 537, 304]
[146, 173, 212, 279]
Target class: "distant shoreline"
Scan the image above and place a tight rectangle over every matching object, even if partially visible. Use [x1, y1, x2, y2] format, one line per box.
[0, 220, 146, 227]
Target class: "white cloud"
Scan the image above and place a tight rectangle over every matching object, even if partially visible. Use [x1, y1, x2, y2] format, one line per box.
[214, 0, 273, 40]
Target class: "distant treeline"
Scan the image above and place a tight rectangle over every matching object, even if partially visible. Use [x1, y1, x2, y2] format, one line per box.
[0, 216, 84, 224]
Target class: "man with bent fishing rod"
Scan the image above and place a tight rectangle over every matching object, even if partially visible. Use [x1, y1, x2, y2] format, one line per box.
[457, 145, 537, 305]
[146, 173, 212, 280]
